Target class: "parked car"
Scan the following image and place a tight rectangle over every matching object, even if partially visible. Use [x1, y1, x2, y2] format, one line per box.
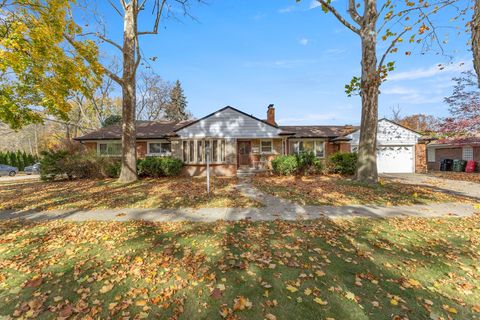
[0, 164, 19, 176]
[25, 163, 40, 175]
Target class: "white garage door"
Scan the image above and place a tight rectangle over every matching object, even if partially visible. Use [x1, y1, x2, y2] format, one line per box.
[376, 145, 414, 173]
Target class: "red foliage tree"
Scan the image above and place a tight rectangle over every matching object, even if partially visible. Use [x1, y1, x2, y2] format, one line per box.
[441, 71, 480, 136]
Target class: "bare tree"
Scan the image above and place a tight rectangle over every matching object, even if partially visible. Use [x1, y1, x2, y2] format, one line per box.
[136, 71, 172, 121]
[311, 0, 460, 183]
[390, 105, 402, 122]
[65, 0, 197, 183]
[70, 74, 121, 130]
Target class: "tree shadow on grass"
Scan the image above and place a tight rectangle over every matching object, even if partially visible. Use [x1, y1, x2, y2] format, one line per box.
[0, 217, 478, 319]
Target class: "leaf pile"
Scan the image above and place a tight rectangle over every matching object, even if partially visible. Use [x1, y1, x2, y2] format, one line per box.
[253, 175, 473, 206]
[1, 216, 479, 319]
[0, 177, 261, 212]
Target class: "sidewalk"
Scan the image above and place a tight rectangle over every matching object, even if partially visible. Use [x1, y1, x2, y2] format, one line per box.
[0, 177, 477, 222]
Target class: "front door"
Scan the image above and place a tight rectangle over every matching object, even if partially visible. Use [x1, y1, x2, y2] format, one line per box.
[237, 141, 252, 167]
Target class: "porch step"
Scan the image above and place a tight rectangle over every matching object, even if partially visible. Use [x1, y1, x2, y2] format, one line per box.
[237, 166, 266, 177]
[237, 172, 255, 177]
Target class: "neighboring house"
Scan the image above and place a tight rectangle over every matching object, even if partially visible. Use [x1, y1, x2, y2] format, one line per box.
[426, 137, 480, 171]
[347, 119, 423, 174]
[75, 105, 424, 176]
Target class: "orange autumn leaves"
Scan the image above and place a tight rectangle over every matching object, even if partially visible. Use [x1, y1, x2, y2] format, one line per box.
[253, 175, 472, 206]
[1, 216, 480, 319]
[0, 177, 260, 211]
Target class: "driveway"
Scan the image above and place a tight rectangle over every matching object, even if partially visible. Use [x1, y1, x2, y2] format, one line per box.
[381, 173, 480, 200]
[0, 174, 40, 182]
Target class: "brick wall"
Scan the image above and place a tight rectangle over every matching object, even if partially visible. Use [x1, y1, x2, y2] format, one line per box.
[427, 147, 462, 171]
[136, 142, 147, 159]
[415, 143, 427, 173]
[182, 164, 237, 177]
[326, 142, 338, 156]
[83, 142, 97, 152]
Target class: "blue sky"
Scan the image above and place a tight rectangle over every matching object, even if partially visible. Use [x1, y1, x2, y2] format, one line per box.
[90, 0, 473, 125]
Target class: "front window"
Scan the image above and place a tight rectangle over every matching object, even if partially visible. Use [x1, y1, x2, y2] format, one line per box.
[463, 146, 473, 161]
[205, 140, 211, 161]
[148, 142, 171, 156]
[221, 140, 226, 162]
[290, 140, 325, 158]
[181, 139, 226, 164]
[99, 143, 121, 156]
[261, 140, 273, 153]
[315, 141, 325, 157]
[189, 141, 195, 162]
[212, 140, 218, 162]
[197, 140, 204, 163]
[427, 148, 435, 162]
[183, 141, 188, 162]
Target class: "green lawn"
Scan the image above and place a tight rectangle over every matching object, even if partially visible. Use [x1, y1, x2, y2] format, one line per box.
[1, 217, 479, 319]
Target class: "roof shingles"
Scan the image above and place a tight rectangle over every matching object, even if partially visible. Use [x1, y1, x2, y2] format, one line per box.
[278, 125, 359, 138]
[75, 120, 193, 141]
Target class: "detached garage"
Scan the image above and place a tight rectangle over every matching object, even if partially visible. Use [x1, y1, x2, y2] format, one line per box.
[348, 119, 422, 174]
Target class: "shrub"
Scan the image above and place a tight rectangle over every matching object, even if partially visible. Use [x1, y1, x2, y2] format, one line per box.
[272, 152, 325, 176]
[39, 150, 70, 181]
[40, 150, 122, 181]
[138, 156, 183, 177]
[159, 157, 183, 176]
[271, 155, 298, 175]
[296, 151, 323, 174]
[63, 153, 107, 179]
[105, 160, 121, 178]
[137, 157, 163, 178]
[327, 152, 358, 175]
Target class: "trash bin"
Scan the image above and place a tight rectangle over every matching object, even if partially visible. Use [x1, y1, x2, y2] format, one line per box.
[440, 159, 454, 171]
[465, 160, 477, 173]
[452, 159, 467, 172]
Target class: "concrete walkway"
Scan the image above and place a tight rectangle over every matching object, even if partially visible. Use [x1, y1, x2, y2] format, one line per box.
[0, 176, 478, 222]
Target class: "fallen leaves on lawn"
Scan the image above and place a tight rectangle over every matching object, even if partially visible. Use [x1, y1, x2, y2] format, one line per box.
[1, 216, 479, 319]
[253, 175, 472, 206]
[0, 177, 261, 211]
[233, 296, 252, 311]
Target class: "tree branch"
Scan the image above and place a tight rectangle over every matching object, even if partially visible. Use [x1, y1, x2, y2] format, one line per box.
[317, 0, 360, 34]
[63, 32, 124, 86]
[107, 0, 124, 16]
[378, 27, 410, 69]
[348, 0, 362, 25]
[137, 0, 167, 35]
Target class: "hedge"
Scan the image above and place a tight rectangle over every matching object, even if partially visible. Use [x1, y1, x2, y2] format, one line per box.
[0, 151, 38, 171]
[39, 150, 183, 181]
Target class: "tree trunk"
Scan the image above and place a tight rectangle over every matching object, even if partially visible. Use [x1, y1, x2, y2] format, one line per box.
[473, 0, 480, 87]
[118, 3, 138, 183]
[356, 0, 379, 184]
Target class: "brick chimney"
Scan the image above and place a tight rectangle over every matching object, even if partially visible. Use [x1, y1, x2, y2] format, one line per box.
[267, 104, 275, 126]
[342, 125, 354, 134]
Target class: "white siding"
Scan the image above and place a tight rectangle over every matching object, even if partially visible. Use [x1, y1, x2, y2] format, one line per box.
[176, 107, 282, 139]
[349, 119, 420, 147]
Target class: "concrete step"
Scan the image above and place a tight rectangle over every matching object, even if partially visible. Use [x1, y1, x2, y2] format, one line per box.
[237, 172, 255, 177]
